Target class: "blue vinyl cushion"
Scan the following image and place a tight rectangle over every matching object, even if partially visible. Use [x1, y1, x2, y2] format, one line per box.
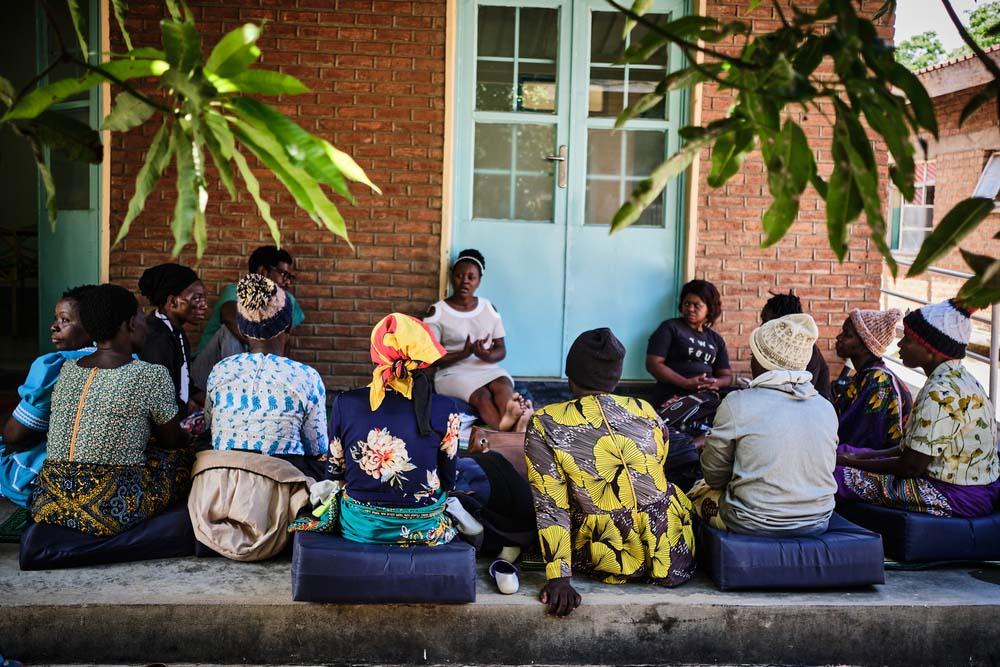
[292, 531, 476, 603]
[700, 512, 885, 591]
[19, 503, 195, 571]
[838, 502, 1000, 562]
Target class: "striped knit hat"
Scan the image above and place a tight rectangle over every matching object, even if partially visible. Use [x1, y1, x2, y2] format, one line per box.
[849, 308, 903, 357]
[236, 273, 293, 340]
[902, 299, 973, 360]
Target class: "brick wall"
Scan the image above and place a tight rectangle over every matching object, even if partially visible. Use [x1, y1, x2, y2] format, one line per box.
[695, 0, 889, 374]
[108, 0, 446, 390]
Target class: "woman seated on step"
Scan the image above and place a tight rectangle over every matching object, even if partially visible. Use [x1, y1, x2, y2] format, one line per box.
[29, 284, 192, 537]
[761, 290, 831, 400]
[688, 314, 839, 536]
[832, 308, 912, 451]
[424, 249, 517, 430]
[525, 328, 696, 617]
[646, 279, 733, 428]
[327, 313, 466, 546]
[836, 300, 1000, 518]
[203, 273, 329, 479]
[138, 263, 209, 422]
[0, 285, 97, 508]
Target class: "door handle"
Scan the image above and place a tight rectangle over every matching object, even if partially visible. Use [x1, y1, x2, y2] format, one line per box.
[546, 144, 568, 188]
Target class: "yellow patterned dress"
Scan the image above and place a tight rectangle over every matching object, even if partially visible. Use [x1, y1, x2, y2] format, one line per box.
[524, 393, 696, 586]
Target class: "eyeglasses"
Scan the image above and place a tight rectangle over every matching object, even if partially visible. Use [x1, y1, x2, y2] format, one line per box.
[179, 294, 208, 306]
[269, 267, 296, 284]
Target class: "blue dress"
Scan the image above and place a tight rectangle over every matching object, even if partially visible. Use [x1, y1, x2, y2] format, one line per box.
[0, 348, 95, 507]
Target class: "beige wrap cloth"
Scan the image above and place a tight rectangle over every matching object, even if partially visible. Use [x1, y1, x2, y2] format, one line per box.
[187, 450, 313, 561]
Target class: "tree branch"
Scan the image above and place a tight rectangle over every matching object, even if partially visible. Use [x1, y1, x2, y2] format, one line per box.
[69, 56, 174, 115]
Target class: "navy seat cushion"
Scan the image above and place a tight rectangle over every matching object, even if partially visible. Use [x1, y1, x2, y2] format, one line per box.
[838, 502, 1000, 562]
[699, 513, 884, 591]
[19, 503, 195, 571]
[292, 532, 476, 603]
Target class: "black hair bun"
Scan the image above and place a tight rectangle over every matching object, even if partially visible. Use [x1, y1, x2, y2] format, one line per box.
[456, 248, 486, 272]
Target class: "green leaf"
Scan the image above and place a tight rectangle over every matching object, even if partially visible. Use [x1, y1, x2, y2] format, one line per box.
[907, 197, 996, 276]
[959, 85, 998, 127]
[825, 164, 861, 261]
[115, 121, 174, 246]
[111, 0, 133, 50]
[0, 76, 15, 108]
[200, 115, 236, 201]
[809, 168, 827, 199]
[958, 250, 1000, 308]
[791, 35, 825, 78]
[748, 0, 764, 11]
[619, 16, 718, 63]
[230, 145, 281, 247]
[66, 0, 89, 55]
[888, 63, 939, 138]
[872, 0, 895, 22]
[229, 97, 353, 202]
[28, 110, 102, 163]
[171, 124, 197, 255]
[708, 125, 754, 188]
[163, 0, 183, 22]
[610, 122, 728, 233]
[103, 92, 155, 132]
[205, 23, 262, 78]
[761, 194, 801, 247]
[623, 0, 654, 37]
[321, 140, 381, 194]
[26, 136, 58, 230]
[614, 66, 718, 129]
[2, 59, 169, 122]
[161, 70, 216, 112]
[216, 69, 309, 96]
[120, 47, 166, 60]
[161, 19, 202, 74]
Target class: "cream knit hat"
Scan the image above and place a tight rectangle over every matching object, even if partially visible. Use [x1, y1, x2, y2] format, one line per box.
[849, 308, 902, 357]
[749, 313, 819, 371]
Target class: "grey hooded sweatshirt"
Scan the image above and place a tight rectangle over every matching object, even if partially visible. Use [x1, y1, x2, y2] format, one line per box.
[700, 370, 838, 536]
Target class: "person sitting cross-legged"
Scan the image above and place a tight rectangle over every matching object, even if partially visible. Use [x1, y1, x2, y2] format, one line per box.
[835, 299, 1000, 517]
[525, 328, 696, 617]
[689, 313, 839, 536]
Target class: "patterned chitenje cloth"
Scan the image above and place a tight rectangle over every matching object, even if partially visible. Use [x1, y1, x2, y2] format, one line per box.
[832, 360, 912, 451]
[525, 393, 696, 586]
[338, 492, 456, 546]
[835, 463, 953, 516]
[687, 481, 727, 530]
[368, 313, 445, 411]
[30, 447, 193, 537]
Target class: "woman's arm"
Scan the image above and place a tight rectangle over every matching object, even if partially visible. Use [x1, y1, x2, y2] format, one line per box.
[837, 447, 931, 478]
[152, 416, 187, 450]
[472, 337, 506, 363]
[708, 368, 734, 389]
[645, 355, 709, 393]
[2, 420, 44, 451]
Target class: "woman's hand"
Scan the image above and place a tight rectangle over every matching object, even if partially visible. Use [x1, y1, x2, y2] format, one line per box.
[472, 338, 493, 361]
[461, 335, 475, 359]
[682, 374, 712, 392]
[540, 577, 581, 616]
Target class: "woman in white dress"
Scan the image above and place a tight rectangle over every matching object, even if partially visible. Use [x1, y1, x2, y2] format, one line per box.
[425, 249, 514, 429]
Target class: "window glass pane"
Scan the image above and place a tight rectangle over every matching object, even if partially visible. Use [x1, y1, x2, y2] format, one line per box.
[476, 59, 514, 111]
[589, 67, 626, 116]
[628, 67, 667, 120]
[473, 123, 555, 222]
[478, 6, 515, 57]
[50, 108, 92, 211]
[590, 12, 627, 63]
[585, 179, 622, 225]
[587, 129, 621, 176]
[519, 62, 557, 112]
[519, 8, 558, 60]
[925, 185, 935, 206]
[45, 0, 89, 99]
[626, 130, 665, 176]
[630, 14, 671, 68]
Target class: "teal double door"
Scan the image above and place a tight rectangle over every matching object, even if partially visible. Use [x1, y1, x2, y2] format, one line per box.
[453, 0, 689, 380]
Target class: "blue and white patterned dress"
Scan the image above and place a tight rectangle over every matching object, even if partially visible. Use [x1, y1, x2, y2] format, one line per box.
[205, 353, 329, 457]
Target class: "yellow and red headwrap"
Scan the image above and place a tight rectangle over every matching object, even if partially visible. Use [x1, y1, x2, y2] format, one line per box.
[368, 313, 446, 410]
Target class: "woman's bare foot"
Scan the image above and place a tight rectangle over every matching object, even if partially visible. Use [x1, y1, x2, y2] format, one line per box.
[498, 393, 524, 431]
[513, 400, 534, 433]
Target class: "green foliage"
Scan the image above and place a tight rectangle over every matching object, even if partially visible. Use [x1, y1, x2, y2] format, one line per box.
[610, 0, 1000, 303]
[0, 4, 377, 257]
[895, 31, 946, 71]
[946, 1, 1000, 59]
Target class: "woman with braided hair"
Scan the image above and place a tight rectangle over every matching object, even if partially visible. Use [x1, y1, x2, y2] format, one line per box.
[760, 290, 832, 400]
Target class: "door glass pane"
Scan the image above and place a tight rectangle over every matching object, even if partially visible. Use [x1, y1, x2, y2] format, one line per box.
[50, 108, 92, 211]
[589, 11, 671, 120]
[45, 0, 89, 98]
[473, 123, 555, 222]
[585, 129, 664, 227]
[476, 5, 559, 113]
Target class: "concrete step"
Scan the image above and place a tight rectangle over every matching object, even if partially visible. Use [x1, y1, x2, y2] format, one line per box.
[3, 544, 1000, 666]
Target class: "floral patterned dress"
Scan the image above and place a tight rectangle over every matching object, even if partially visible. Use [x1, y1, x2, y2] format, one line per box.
[525, 393, 696, 586]
[328, 388, 460, 545]
[832, 359, 912, 451]
[836, 360, 1000, 517]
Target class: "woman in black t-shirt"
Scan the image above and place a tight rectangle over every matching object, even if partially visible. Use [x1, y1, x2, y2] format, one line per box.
[645, 279, 733, 409]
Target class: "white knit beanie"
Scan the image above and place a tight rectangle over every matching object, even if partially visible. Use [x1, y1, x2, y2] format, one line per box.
[902, 299, 973, 359]
[749, 313, 819, 371]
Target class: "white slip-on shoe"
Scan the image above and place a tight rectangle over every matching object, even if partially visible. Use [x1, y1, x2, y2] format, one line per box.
[489, 559, 520, 594]
[445, 496, 484, 536]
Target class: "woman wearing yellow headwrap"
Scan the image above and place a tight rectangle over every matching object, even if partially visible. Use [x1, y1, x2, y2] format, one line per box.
[328, 314, 461, 545]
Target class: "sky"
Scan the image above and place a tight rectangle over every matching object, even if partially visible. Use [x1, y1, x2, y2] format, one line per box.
[894, 0, 981, 51]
